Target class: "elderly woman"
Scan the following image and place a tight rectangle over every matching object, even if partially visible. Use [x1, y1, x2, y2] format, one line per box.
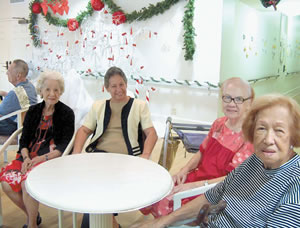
[131, 94, 300, 228]
[72, 66, 158, 228]
[0, 71, 75, 228]
[141, 77, 254, 217]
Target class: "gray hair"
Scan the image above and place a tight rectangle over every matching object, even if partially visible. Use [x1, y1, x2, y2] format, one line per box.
[221, 77, 255, 99]
[36, 71, 65, 97]
[12, 59, 29, 78]
[104, 66, 127, 88]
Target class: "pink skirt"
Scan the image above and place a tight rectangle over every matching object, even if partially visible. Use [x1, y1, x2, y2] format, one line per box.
[0, 155, 43, 192]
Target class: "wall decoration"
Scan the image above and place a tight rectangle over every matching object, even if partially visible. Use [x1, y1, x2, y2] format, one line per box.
[260, 0, 281, 10]
[32, 2, 42, 14]
[29, 0, 196, 60]
[91, 0, 104, 11]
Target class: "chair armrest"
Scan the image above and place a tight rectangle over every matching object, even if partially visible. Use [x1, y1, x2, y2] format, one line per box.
[173, 183, 218, 211]
[168, 182, 219, 227]
[62, 134, 75, 156]
[0, 107, 29, 122]
[62, 134, 91, 156]
[0, 127, 23, 155]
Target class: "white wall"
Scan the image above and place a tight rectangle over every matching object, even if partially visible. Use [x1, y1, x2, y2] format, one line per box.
[2, 0, 298, 137]
[0, 0, 223, 137]
[286, 16, 300, 73]
[220, 0, 283, 81]
[0, 0, 32, 91]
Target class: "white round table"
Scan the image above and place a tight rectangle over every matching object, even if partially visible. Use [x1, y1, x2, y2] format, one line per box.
[25, 153, 173, 228]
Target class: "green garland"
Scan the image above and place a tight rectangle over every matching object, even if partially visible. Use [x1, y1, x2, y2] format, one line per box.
[182, 0, 195, 60]
[102, 0, 180, 23]
[29, 0, 41, 47]
[29, 0, 196, 60]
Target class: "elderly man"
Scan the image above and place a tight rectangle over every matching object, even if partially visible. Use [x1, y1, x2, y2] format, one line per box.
[0, 59, 37, 135]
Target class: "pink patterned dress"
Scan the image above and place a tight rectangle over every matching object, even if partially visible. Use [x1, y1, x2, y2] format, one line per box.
[141, 116, 254, 218]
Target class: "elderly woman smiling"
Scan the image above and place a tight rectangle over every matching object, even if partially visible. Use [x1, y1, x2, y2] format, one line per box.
[130, 94, 300, 228]
[0, 71, 75, 228]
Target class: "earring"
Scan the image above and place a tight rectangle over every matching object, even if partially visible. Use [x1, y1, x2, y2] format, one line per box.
[290, 145, 294, 150]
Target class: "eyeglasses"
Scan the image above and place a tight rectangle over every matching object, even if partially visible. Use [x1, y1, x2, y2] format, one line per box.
[222, 95, 252, 104]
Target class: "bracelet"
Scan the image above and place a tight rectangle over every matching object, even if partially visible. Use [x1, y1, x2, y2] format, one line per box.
[204, 180, 209, 186]
[45, 154, 49, 161]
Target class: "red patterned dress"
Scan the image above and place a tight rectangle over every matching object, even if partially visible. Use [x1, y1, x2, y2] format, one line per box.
[141, 116, 254, 218]
[0, 115, 54, 192]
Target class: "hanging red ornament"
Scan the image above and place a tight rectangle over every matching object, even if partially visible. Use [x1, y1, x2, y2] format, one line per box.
[112, 11, 126, 26]
[91, 0, 104, 11]
[48, 0, 69, 15]
[67, 18, 79, 31]
[32, 2, 42, 14]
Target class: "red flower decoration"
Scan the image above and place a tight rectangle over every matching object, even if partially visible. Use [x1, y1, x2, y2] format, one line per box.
[67, 18, 79, 31]
[91, 0, 104, 11]
[112, 11, 126, 26]
[32, 2, 42, 14]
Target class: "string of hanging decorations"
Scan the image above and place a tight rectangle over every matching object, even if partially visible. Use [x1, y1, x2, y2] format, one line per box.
[29, 0, 196, 60]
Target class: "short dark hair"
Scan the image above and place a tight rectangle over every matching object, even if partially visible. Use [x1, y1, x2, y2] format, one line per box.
[12, 59, 29, 78]
[104, 66, 127, 88]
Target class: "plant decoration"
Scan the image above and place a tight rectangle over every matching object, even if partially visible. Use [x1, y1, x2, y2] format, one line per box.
[260, 0, 281, 10]
[29, 0, 196, 60]
[182, 0, 195, 60]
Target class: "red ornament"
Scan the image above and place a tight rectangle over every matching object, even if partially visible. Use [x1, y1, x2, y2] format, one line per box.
[112, 11, 126, 26]
[32, 2, 42, 14]
[67, 18, 79, 31]
[91, 0, 104, 11]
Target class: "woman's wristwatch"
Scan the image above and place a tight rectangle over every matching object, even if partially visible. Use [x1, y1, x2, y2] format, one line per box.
[45, 154, 49, 161]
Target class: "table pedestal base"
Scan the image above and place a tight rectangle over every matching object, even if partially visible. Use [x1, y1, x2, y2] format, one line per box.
[90, 213, 113, 228]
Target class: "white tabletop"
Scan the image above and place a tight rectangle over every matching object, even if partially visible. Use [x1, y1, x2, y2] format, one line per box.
[25, 153, 173, 214]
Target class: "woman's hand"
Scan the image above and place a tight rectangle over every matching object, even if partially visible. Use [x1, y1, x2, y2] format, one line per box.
[21, 157, 33, 174]
[172, 167, 189, 185]
[31, 156, 45, 166]
[171, 182, 199, 195]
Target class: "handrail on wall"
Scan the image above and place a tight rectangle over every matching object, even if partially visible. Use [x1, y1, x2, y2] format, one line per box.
[248, 75, 280, 84]
[78, 71, 220, 91]
[286, 71, 300, 76]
